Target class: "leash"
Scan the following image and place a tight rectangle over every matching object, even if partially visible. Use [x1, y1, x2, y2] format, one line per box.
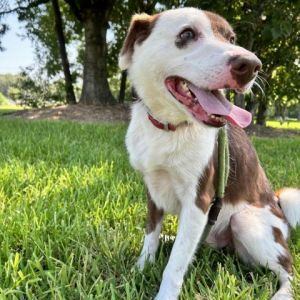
[144, 107, 230, 243]
[200, 127, 230, 244]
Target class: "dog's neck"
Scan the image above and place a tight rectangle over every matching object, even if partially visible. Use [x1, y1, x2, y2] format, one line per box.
[146, 105, 190, 131]
[133, 88, 193, 130]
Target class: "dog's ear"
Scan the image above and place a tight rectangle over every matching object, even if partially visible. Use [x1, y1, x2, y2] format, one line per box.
[119, 13, 159, 70]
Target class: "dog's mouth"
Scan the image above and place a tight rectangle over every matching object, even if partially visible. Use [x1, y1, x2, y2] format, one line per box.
[165, 77, 252, 128]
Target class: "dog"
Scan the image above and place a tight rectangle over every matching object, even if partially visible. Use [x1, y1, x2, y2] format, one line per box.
[119, 7, 300, 300]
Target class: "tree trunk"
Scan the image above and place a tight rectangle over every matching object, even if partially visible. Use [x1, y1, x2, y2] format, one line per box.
[118, 70, 127, 103]
[274, 101, 284, 119]
[245, 93, 256, 113]
[234, 92, 245, 109]
[80, 11, 115, 105]
[51, 0, 76, 104]
[256, 101, 267, 126]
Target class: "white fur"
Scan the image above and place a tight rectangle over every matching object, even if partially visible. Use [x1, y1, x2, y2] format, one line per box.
[122, 8, 256, 125]
[205, 202, 248, 248]
[137, 221, 163, 270]
[121, 7, 295, 300]
[230, 205, 292, 300]
[126, 102, 217, 299]
[155, 203, 208, 300]
[126, 102, 218, 215]
[278, 188, 300, 228]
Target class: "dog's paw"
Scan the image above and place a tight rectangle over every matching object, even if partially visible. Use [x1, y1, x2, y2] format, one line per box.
[271, 290, 293, 300]
[154, 292, 177, 300]
[154, 281, 180, 300]
[136, 253, 155, 271]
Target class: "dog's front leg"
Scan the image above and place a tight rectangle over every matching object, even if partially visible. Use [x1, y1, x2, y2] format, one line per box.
[155, 202, 208, 300]
[137, 193, 164, 270]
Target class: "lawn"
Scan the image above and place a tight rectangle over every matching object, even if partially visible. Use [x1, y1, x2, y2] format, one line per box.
[267, 120, 300, 130]
[0, 118, 299, 299]
[0, 104, 23, 115]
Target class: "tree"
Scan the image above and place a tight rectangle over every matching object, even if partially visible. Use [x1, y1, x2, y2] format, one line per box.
[51, 0, 76, 104]
[0, 0, 9, 51]
[64, 0, 116, 105]
[0, 0, 77, 105]
[109, 0, 169, 103]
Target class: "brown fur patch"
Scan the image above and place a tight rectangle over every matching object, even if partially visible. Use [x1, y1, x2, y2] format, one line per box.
[204, 11, 235, 42]
[272, 227, 293, 274]
[196, 158, 216, 213]
[196, 125, 274, 211]
[270, 202, 286, 220]
[120, 13, 160, 60]
[224, 125, 274, 205]
[145, 190, 164, 234]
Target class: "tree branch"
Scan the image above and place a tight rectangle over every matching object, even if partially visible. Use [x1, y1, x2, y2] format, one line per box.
[63, 0, 83, 22]
[0, 0, 49, 16]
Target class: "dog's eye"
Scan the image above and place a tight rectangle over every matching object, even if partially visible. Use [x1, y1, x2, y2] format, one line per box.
[179, 28, 195, 41]
[229, 36, 235, 44]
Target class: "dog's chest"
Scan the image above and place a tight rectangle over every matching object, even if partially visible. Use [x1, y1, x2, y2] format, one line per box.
[126, 105, 218, 214]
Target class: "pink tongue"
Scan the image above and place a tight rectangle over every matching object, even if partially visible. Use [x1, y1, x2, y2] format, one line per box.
[188, 83, 252, 128]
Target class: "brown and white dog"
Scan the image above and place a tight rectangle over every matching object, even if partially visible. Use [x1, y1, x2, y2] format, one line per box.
[119, 7, 300, 300]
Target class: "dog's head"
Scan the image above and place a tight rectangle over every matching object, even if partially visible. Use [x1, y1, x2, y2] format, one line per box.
[119, 8, 262, 128]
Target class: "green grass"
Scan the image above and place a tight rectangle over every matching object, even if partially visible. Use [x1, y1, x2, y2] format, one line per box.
[0, 104, 23, 115]
[0, 118, 299, 299]
[267, 120, 300, 130]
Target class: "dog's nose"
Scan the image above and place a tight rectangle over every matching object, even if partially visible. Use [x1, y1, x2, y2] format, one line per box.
[229, 55, 262, 86]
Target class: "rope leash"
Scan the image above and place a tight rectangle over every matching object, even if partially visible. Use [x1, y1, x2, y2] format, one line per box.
[200, 127, 230, 244]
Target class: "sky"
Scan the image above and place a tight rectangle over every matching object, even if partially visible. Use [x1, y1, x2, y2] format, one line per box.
[0, 13, 35, 74]
[0, 11, 114, 76]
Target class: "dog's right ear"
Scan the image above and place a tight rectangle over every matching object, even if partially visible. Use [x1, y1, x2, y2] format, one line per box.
[119, 13, 159, 70]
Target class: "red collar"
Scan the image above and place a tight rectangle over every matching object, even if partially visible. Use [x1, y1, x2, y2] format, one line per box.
[148, 113, 176, 131]
[147, 112, 189, 132]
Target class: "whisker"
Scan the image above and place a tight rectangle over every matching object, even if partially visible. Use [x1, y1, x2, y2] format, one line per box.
[256, 76, 269, 91]
[253, 81, 265, 99]
[255, 76, 265, 89]
[257, 74, 269, 87]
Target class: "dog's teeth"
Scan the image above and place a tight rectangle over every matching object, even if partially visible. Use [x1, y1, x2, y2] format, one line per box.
[209, 114, 225, 123]
[180, 81, 189, 92]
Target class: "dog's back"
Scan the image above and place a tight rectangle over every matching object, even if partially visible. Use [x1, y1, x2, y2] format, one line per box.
[120, 7, 300, 300]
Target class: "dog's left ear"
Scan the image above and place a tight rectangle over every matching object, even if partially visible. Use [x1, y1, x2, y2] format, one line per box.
[119, 13, 159, 70]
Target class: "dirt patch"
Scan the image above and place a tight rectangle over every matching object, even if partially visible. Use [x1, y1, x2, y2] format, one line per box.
[2, 104, 299, 137]
[3, 103, 130, 123]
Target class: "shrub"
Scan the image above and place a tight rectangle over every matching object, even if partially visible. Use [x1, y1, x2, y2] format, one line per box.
[0, 92, 8, 105]
[8, 72, 66, 108]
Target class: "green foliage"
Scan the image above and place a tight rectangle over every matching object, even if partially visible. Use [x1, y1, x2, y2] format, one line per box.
[183, 0, 300, 119]
[271, 65, 300, 117]
[17, 0, 82, 79]
[0, 74, 20, 97]
[2, 1, 300, 111]
[0, 92, 8, 105]
[0, 0, 9, 51]
[109, 73, 131, 100]
[8, 72, 66, 108]
[0, 119, 299, 298]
